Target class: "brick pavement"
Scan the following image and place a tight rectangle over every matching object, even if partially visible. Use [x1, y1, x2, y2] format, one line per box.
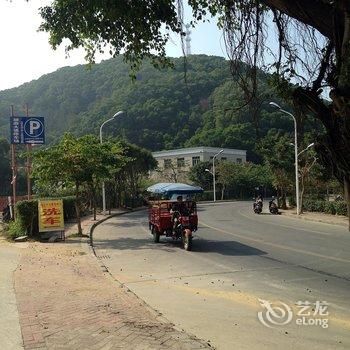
[14, 239, 209, 350]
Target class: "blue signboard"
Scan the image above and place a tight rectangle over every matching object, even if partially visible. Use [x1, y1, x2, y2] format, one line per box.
[10, 117, 45, 144]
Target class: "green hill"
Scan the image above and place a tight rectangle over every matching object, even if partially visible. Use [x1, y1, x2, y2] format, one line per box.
[0, 55, 293, 156]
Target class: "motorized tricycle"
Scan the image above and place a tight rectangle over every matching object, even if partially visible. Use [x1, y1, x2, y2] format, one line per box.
[147, 183, 203, 251]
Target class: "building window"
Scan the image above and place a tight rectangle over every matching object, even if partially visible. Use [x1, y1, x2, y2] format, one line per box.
[164, 159, 172, 168]
[221, 157, 227, 161]
[236, 158, 242, 164]
[192, 156, 200, 166]
[177, 158, 185, 168]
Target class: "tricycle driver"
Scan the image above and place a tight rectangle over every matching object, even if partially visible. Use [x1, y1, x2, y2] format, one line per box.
[170, 195, 189, 235]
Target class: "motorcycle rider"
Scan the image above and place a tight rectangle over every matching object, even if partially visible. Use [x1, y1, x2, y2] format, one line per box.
[170, 195, 188, 235]
[269, 196, 278, 214]
[254, 194, 263, 207]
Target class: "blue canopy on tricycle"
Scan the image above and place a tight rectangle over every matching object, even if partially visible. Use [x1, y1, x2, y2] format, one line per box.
[146, 183, 203, 196]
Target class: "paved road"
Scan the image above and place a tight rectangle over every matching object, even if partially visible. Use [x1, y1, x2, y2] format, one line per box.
[94, 201, 350, 350]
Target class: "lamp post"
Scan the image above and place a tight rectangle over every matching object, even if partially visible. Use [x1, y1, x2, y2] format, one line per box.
[298, 142, 314, 157]
[99, 111, 124, 214]
[269, 102, 301, 215]
[210, 149, 224, 202]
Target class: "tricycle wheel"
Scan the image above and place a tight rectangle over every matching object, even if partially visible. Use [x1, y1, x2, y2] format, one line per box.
[183, 234, 192, 251]
[152, 225, 160, 243]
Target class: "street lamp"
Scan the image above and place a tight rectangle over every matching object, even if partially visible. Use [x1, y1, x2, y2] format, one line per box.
[99, 110, 124, 214]
[269, 102, 301, 215]
[298, 142, 314, 157]
[212, 149, 224, 202]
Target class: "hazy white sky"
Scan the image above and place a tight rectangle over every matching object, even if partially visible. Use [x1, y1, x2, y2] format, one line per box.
[0, 1, 225, 91]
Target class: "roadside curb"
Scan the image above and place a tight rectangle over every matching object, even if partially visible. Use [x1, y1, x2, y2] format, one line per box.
[89, 209, 132, 246]
[198, 199, 238, 204]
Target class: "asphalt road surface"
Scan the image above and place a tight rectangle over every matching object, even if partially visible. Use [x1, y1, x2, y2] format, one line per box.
[93, 201, 350, 350]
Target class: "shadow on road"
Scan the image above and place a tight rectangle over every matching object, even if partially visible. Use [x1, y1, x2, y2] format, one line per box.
[94, 235, 267, 257]
[102, 220, 141, 228]
[94, 237, 180, 253]
[193, 238, 267, 256]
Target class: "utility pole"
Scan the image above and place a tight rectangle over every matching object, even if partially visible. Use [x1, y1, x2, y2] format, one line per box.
[10, 105, 17, 217]
[270, 102, 300, 214]
[25, 103, 32, 200]
[212, 149, 224, 202]
[185, 24, 192, 56]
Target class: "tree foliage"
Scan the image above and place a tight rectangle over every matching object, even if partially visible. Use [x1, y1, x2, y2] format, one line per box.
[216, 161, 272, 199]
[0, 55, 295, 157]
[0, 138, 11, 195]
[188, 161, 213, 189]
[108, 140, 157, 208]
[258, 129, 294, 208]
[38, 0, 350, 227]
[32, 133, 124, 234]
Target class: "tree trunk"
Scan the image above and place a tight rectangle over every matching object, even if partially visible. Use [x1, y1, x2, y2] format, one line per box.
[344, 177, 350, 231]
[221, 185, 225, 200]
[281, 188, 287, 209]
[92, 185, 97, 221]
[300, 187, 305, 214]
[75, 182, 82, 236]
[299, 174, 305, 214]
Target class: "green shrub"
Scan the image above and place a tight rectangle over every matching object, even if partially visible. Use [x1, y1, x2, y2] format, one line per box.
[13, 197, 81, 237]
[8, 220, 26, 239]
[303, 199, 348, 216]
[303, 199, 324, 212]
[62, 196, 76, 220]
[324, 201, 336, 215]
[196, 191, 214, 202]
[15, 200, 39, 236]
[288, 196, 296, 207]
[333, 201, 348, 216]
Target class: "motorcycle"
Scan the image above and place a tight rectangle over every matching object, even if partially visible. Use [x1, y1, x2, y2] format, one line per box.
[253, 200, 263, 214]
[171, 210, 193, 251]
[269, 199, 279, 214]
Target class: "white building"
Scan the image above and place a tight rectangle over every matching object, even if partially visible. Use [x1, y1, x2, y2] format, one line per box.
[151, 146, 247, 182]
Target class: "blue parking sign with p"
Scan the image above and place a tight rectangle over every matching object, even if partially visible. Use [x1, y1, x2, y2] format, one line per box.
[11, 116, 45, 144]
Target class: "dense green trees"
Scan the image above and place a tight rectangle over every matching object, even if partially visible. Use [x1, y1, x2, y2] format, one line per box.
[31, 134, 156, 233]
[0, 55, 288, 154]
[37, 1, 350, 226]
[258, 130, 294, 208]
[189, 160, 272, 200]
[0, 138, 11, 195]
[32, 134, 124, 234]
[107, 140, 157, 209]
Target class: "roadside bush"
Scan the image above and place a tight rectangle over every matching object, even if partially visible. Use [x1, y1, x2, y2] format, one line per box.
[11, 196, 79, 239]
[323, 201, 336, 215]
[62, 196, 76, 220]
[333, 201, 348, 216]
[8, 219, 26, 239]
[196, 191, 214, 202]
[288, 196, 296, 207]
[303, 199, 325, 212]
[303, 199, 348, 216]
[15, 200, 39, 236]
